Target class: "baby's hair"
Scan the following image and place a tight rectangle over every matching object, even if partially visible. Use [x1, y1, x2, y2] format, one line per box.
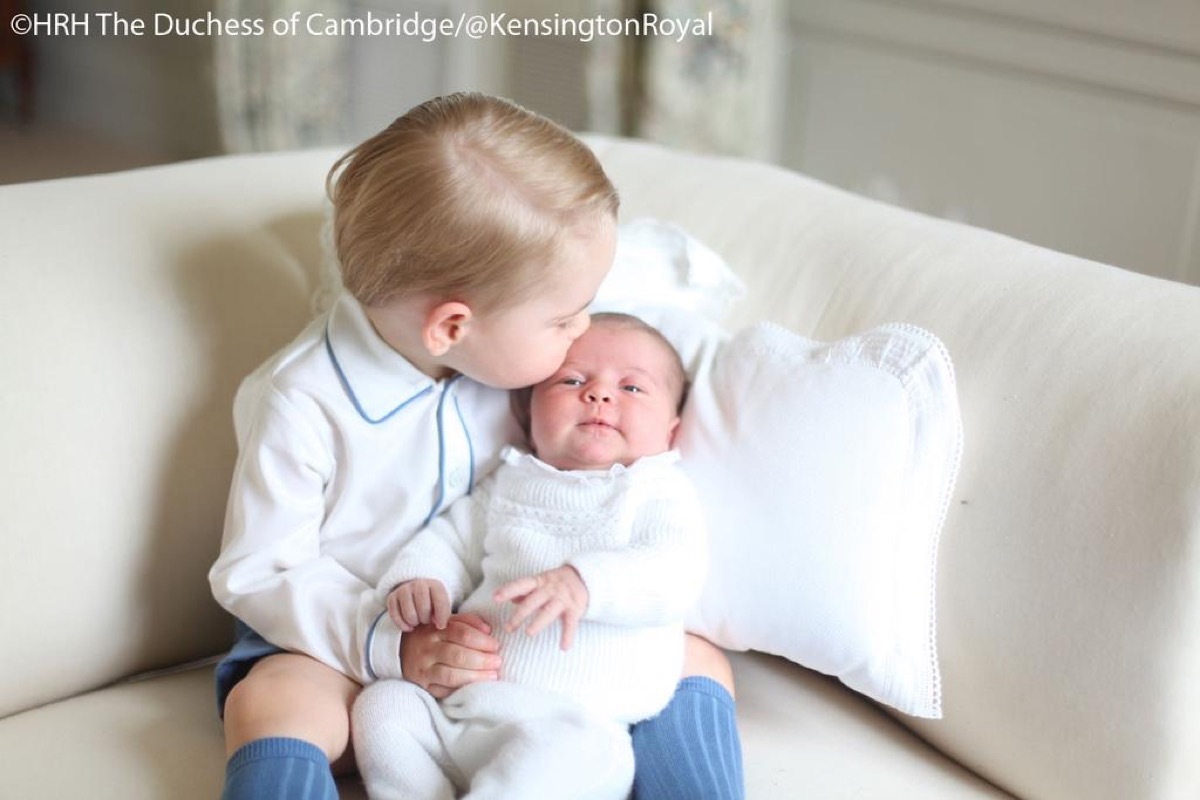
[326, 92, 619, 312]
[509, 312, 690, 444]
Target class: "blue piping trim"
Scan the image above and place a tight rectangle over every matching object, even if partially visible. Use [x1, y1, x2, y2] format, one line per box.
[324, 327, 431, 424]
[453, 392, 476, 493]
[421, 376, 460, 528]
[364, 609, 387, 681]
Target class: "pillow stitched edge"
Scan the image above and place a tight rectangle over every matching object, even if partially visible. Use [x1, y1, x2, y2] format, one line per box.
[750, 320, 960, 718]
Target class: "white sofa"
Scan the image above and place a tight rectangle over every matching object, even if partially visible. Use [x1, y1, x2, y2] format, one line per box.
[2, 135, 1198, 800]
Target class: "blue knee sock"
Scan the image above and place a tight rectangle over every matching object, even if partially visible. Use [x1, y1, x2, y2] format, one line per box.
[631, 676, 745, 800]
[222, 737, 338, 800]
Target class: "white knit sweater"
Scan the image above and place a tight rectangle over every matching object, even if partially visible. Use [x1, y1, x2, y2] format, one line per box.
[379, 447, 708, 723]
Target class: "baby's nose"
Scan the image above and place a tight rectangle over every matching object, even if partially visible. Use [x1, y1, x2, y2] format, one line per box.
[585, 388, 612, 403]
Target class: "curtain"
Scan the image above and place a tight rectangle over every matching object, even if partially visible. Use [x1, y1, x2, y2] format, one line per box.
[215, 0, 351, 152]
[588, 0, 777, 160]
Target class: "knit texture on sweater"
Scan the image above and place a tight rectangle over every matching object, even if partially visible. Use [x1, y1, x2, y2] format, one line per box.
[382, 448, 707, 723]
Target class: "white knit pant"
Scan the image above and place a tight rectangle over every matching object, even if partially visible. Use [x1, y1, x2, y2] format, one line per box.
[353, 680, 634, 800]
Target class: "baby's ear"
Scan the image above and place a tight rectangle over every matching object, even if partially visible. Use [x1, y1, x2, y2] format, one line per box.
[423, 301, 473, 356]
[666, 415, 682, 448]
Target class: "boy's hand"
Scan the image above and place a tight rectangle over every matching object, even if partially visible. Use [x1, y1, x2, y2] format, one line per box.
[399, 613, 501, 699]
[387, 579, 451, 631]
[493, 565, 589, 651]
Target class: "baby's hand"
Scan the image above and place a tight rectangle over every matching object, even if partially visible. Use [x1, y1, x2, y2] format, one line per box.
[493, 565, 589, 651]
[387, 579, 451, 632]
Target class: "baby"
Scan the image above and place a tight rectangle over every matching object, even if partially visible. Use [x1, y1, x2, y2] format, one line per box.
[352, 312, 708, 800]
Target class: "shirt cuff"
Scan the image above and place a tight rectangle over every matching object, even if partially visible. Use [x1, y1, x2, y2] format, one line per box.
[365, 610, 405, 682]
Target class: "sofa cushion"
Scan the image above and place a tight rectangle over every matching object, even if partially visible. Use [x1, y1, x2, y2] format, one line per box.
[0, 655, 1012, 799]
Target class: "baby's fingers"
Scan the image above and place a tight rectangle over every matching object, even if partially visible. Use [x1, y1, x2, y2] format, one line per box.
[429, 582, 451, 630]
[493, 575, 537, 604]
[505, 588, 549, 631]
[388, 590, 416, 632]
[412, 586, 433, 625]
[522, 598, 565, 640]
[516, 599, 579, 650]
[558, 612, 579, 651]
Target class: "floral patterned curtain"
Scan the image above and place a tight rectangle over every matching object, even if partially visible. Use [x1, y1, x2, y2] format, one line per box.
[215, 0, 350, 152]
[587, 0, 777, 160]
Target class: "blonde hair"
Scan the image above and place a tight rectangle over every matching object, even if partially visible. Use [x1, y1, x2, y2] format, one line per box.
[326, 92, 619, 311]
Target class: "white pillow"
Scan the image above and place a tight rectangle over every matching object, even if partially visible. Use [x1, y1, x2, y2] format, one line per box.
[595, 217, 746, 322]
[678, 321, 961, 719]
[592, 218, 743, 373]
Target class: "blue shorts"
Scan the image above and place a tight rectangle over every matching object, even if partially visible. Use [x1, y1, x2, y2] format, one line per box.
[214, 620, 284, 717]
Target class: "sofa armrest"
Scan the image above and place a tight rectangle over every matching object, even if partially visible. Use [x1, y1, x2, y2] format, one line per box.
[0, 150, 342, 717]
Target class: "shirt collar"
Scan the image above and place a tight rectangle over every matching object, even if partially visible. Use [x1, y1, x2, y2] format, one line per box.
[325, 293, 437, 424]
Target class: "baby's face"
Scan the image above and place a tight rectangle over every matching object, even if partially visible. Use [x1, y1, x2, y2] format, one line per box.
[529, 324, 682, 471]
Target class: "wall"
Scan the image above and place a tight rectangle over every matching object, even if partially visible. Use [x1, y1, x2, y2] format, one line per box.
[780, 0, 1200, 285]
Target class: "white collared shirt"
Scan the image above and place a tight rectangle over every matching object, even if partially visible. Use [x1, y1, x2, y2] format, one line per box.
[208, 293, 522, 683]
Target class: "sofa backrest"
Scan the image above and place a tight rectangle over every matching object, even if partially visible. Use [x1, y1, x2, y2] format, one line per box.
[0, 151, 341, 717]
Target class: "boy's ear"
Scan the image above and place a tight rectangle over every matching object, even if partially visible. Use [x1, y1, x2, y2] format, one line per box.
[423, 301, 473, 357]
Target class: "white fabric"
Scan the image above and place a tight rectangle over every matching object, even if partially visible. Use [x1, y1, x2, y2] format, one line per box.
[680, 322, 960, 719]
[594, 217, 743, 375]
[598, 217, 747, 322]
[208, 292, 522, 684]
[359, 448, 704, 798]
[378, 448, 706, 723]
[354, 679, 634, 800]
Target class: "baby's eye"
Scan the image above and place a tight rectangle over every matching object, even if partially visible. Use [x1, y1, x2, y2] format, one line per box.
[561, 377, 584, 386]
[621, 384, 644, 394]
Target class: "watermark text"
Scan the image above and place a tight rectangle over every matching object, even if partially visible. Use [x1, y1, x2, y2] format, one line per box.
[8, 11, 714, 43]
